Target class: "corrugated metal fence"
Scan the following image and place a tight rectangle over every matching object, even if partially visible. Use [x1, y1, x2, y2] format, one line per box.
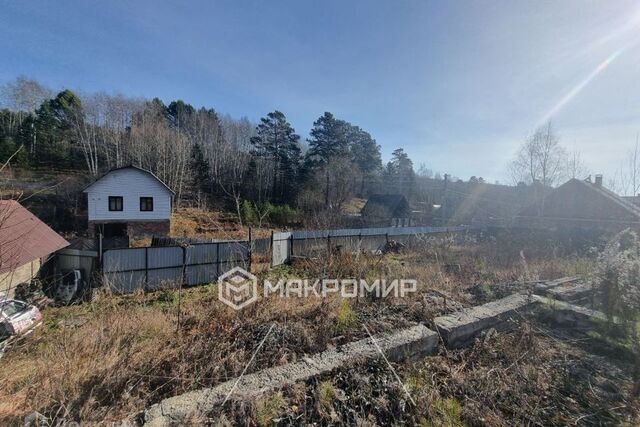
[272, 225, 473, 266]
[103, 241, 249, 293]
[100, 225, 474, 293]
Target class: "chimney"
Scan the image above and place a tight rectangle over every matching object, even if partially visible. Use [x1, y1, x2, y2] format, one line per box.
[595, 174, 603, 187]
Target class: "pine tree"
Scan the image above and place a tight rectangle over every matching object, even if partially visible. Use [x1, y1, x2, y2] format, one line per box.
[190, 142, 212, 194]
[0, 136, 28, 166]
[348, 126, 382, 196]
[250, 111, 301, 203]
[385, 148, 415, 196]
[306, 112, 349, 166]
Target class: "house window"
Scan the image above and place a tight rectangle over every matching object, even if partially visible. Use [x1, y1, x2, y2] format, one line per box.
[140, 197, 154, 212]
[108, 196, 123, 211]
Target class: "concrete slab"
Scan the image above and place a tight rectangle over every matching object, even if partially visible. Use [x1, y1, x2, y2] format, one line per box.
[143, 324, 438, 426]
[532, 295, 611, 327]
[534, 276, 580, 293]
[540, 280, 593, 305]
[434, 294, 538, 349]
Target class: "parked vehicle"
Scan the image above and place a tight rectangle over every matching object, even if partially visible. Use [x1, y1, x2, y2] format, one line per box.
[53, 269, 85, 304]
[0, 298, 42, 340]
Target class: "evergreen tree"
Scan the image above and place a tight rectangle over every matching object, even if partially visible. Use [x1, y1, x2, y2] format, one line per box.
[250, 111, 301, 203]
[385, 148, 415, 196]
[306, 112, 349, 166]
[348, 126, 382, 196]
[0, 136, 28, 166]
[190, 142, 212, 194]
[166, 100, 196, 132]
[32, 90, 82, 168]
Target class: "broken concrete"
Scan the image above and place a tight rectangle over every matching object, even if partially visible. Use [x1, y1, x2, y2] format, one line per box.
[536, 280, 593, 305]
[143, 324, 438, 426]
[142, 276, 612, 425]
[533, 276, 580, 293]
[434, 294, 538, 349]
[532, 295, 611, 328]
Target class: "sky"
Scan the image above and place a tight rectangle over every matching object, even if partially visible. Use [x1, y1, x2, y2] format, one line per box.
[1, 1, 640, 185]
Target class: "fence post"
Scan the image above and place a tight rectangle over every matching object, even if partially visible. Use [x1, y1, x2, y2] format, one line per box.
[289, 233, 294, 263]
[181, 245, 187, 287]
[248, 227, 253, 273]
[144, 247, 149, 291]
[270, 231, 274, 268]
[177, 245, 187, 331]
[216, 242, 220, 279]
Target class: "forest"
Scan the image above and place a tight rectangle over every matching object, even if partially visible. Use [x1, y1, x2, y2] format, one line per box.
[0, 77, 419, 225]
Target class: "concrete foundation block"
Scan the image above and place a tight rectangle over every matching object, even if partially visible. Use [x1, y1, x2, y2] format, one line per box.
[144, 324, 438, 426]
[434, 294, 538, 349]
[532, 295, 610, 327]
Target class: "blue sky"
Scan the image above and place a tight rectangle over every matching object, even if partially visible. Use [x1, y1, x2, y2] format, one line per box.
[1, 1, 640, 184]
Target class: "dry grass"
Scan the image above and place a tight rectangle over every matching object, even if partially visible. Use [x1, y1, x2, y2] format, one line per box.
[171, 207, 274, 241]
[216, 324, 638, 426]
[0, 236, 596, 424]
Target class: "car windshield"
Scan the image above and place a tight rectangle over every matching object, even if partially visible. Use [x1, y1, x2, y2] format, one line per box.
[0, 301, 26, 318]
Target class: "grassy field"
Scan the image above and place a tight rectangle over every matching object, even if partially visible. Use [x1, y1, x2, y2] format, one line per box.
[0, 234, 613, 424]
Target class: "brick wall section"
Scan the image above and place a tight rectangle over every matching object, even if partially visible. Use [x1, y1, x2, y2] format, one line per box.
[127, 221, 170, 237]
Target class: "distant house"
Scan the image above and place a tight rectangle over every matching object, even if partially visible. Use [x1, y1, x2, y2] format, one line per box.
[83, 165, 175, 238]
[516, 175, 640, 231]
[361, 194, 412, 227]
[0, 200, 69, 297]
[622, 195, 640, 207]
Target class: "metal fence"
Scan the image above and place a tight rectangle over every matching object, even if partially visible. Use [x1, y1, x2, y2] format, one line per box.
[100, 225, 473, 293]
[103, 241, 249, 293]
[272, 225, 472, 266]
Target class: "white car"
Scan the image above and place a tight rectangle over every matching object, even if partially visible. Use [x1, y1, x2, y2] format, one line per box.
[0, 298, 42, 340]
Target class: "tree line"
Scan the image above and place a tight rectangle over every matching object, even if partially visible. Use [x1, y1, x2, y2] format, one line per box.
[0, 77, 420, 225]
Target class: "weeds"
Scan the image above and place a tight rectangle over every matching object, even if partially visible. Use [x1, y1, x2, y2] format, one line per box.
[0, 235, 598, 424]
[334, 300, 357, 335]
[317, 380, 335, 410]
[255, 392, 285, 427]
[423, 398, 464, 427]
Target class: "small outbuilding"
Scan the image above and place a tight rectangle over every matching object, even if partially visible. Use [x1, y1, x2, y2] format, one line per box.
[83, 165, 175, 238]
[0, 200, 69, 298]
[361, 194, 412, 227]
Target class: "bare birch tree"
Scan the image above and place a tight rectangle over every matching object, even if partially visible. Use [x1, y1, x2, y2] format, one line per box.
[510, 121, 567, 215]
[510, 121, 567, 187]
[566, 149, 589, 180]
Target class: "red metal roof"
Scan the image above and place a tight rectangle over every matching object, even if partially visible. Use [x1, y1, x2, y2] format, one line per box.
[0, 200, 69, 274]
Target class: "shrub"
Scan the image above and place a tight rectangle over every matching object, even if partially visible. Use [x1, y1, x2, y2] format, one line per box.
[241, 200, 257, 224]
[595, 229, 640, 394]
[255, 392, 284, 427]
[334, 300, 357, 335]
[317, 380, 335, 410]
[267, 203, 301, 226]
